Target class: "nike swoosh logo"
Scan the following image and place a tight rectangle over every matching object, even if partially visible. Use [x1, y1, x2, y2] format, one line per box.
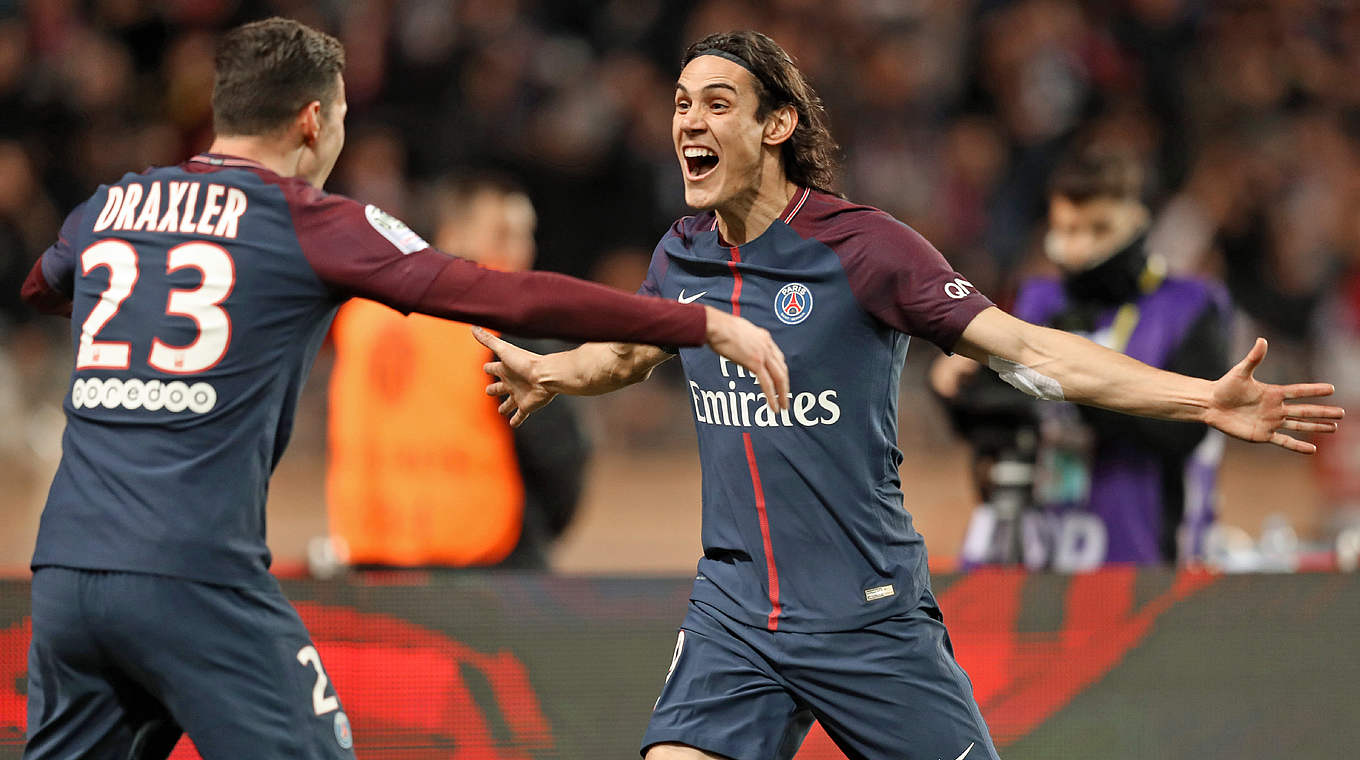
[943, 742, 974, 760]
[678, 289, 707, 304]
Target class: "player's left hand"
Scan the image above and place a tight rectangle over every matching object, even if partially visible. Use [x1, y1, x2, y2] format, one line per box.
[474, 327, 556, 428]
[1204, 337, 1344, 454]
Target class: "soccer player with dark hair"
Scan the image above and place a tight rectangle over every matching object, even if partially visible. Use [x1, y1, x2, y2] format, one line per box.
[18, 18, 787, 760]
[935, 148, 1231, 567]
[478, 30, 1342, 760]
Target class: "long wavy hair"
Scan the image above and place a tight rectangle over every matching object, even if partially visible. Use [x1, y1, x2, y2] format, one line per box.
[682, 31, 842, 196]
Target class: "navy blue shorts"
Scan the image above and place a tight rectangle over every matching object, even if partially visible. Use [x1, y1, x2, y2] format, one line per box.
[642, 590, 998, 760]
[25, 567, 355, 760]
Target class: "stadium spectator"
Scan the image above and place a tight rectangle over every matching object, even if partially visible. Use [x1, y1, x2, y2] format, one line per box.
[327, 176, 591, 569]
[932, 148, 1231, 568]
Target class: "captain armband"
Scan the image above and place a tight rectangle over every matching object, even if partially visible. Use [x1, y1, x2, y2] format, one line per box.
[987, 356, 1065, 401]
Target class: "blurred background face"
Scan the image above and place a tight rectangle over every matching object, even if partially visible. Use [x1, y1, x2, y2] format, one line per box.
[435, 188, 537, 272]
[1045, 195, 1149, 272]
[673, 55, 770, 211]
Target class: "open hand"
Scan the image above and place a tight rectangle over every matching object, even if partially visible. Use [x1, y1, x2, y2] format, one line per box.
[474, 327, 556, 428]
[1205, 338, 1343, 454]
[703, 306, 790, 413]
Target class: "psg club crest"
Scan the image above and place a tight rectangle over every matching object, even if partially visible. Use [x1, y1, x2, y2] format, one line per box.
[774, 283, 813, 325]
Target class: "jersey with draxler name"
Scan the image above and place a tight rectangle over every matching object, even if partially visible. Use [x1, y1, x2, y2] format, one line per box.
[641, 188, 994, 632]
[23, 154, 707, 589]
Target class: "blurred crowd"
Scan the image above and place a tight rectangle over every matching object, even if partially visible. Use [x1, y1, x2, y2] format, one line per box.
[1, 0, 1358, 491]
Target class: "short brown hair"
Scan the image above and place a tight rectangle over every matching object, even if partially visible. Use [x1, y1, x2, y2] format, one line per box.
[682, 32, 841, 195]
[212, 17, 345, 136]
[1049, 149, 1145, 204]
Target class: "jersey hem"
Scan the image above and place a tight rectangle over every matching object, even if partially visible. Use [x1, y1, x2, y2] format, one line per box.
[640, 733, 762, 760]
[689, 581, 922, 634]
[31, 558, 276, 590]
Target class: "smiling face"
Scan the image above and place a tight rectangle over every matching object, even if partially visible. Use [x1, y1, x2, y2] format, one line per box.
[673, 55, 779, 212]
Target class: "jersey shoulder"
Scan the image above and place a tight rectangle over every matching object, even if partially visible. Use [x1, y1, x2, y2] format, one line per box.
[663, 211, 718, 250]
[179, 160, 325, 208]
[790, 190, 938, 267]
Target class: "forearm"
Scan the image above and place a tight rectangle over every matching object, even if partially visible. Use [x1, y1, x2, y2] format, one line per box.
[406, 254, 707, 348]
[1027, 327, 1213, 422]
[957, 307, 1214, 424]
[531, 341, 671, 396]
[1076, 302, 1229, 452]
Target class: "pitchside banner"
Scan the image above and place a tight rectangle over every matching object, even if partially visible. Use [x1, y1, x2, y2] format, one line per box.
[0, 570, 1356, 759]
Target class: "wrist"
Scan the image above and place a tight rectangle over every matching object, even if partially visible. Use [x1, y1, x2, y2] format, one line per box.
[532, 352, 567, 393]
[702, 305, 721, 343]
[539, 348, 599, 394]
[1185, 377, 1217, 425]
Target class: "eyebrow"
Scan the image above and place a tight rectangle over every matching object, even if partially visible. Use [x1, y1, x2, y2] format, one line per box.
[675, 82, 740, 96]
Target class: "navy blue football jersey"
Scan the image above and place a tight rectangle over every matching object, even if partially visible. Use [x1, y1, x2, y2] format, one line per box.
[24, 154, 706, 588]
[641, 188, 994, 632]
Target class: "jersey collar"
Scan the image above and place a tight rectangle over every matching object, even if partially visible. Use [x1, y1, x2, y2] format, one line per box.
[711, 186, 811, 246]
[188, 153, 273, 172]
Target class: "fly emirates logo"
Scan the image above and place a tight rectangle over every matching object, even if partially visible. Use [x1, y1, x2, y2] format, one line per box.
[690, 357, 841, 428]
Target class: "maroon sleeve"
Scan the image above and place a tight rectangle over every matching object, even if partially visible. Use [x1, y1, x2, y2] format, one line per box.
[285, 181, 707, 347]
[831, 208, 993, 352]
[20, 200, 87, 317]
[21, 256, 72, 317]
[411, 255, 707, 345]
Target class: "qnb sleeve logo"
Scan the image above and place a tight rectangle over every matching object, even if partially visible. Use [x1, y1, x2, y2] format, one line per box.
[944, 277, 975, 299]
[689, 357, 840, 428]
[774, 283, 813, 325]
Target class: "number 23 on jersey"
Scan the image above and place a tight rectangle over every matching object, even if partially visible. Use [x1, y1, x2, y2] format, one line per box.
[77, 238, 235, 374]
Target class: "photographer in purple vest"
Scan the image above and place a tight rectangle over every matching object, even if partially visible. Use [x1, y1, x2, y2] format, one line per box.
[934, 148, 1231, 567]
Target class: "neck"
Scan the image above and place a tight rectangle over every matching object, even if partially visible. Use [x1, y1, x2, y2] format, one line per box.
[207, 135, 305, 180]
[715, 169, 798, 246]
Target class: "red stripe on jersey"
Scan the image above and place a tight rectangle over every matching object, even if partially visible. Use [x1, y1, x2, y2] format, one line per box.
[733, 246, 777, 628]
[742, 432, 781, 630]
[728, 246, 742, 316]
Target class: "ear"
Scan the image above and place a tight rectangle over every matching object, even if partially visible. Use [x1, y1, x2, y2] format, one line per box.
[297, 101, 323, 146]
[762, 104, 797, 147]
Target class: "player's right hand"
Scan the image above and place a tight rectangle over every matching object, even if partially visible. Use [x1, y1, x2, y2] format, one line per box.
[474, 327, 558, 428]
[703, 306, 790, 413]
[1204, 337, 1344, 454]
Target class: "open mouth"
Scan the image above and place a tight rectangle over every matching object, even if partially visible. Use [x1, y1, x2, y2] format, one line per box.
[683, 146, 720, 180]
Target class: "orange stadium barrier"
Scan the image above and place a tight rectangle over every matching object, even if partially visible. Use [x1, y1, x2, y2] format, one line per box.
[0, 570, 1356, 759]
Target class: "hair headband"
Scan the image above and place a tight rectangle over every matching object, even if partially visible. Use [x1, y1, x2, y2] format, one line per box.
[693, 50, 757, 76]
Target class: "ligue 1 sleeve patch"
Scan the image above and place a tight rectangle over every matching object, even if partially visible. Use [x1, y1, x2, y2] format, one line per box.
[774, 282, 813, 325]
[364, 204, 428, 255]
[333, 711, 353, 749]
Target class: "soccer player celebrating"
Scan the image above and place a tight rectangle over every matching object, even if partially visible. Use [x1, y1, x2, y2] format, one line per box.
[18, 18, 787, 760]
[477, 31, 1343, 760]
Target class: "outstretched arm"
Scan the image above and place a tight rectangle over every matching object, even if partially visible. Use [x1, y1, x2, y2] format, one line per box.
[475, 304, 790, 428]
[954, 307, 1343, 454]
[20, 201, 87, 317]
